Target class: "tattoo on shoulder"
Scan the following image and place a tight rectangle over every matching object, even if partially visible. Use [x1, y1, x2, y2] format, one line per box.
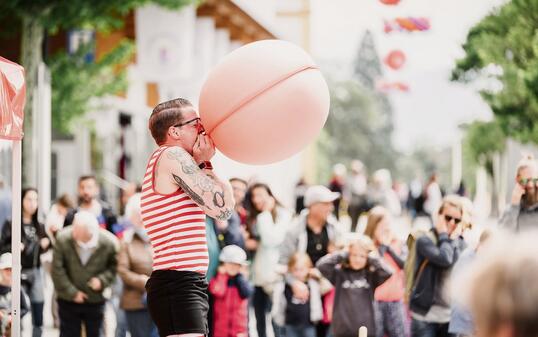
[215, 209, 232, 221]
[172, 174, 205, 206]
[167, 148, 197, 175]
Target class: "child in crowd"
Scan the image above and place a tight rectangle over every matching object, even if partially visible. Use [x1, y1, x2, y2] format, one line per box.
[272, 253, 323, 337]
[209, 245, 253, 337]
[316, 236, 392, 337]
[364, 206, 407, 337]
[0, 253, 29, 336]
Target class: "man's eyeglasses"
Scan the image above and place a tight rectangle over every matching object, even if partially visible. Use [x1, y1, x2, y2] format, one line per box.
[174, 117, 205, 134]
[174, 117, 201, 128]
[444, 215, 462, 224]
[519, 177, 538, 186]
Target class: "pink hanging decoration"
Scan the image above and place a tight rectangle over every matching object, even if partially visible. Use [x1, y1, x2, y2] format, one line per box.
[0, 57, 26, 140]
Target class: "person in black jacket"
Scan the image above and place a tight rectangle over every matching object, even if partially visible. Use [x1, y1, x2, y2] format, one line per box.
[0, 188, 50, 337]
[63, 175, 118, 235]
[409, 195, 467, 337]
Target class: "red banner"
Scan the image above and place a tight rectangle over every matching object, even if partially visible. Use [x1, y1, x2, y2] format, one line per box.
[0, 56, 26, 140]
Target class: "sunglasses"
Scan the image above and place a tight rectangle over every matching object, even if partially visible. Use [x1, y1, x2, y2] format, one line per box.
[519, 178, 538, 186]
[444, 215, 462, 224]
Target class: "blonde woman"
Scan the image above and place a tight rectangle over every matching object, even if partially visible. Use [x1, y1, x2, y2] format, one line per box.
[364, 206, 407, 337]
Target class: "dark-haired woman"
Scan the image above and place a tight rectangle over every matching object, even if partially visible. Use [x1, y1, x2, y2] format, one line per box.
[1, 188, 50, 337]
[247, 183, 292, 337]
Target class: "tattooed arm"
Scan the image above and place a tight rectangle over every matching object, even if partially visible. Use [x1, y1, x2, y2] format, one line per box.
[160, 146, 234, 221]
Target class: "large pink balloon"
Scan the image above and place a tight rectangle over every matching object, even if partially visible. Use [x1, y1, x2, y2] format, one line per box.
[199, 40, 330, 165]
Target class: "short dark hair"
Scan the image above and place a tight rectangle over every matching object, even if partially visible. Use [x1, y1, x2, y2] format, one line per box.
[229, 177, 247, 186]
[78, 175, 97, 185]
[57, 194, 74, 209]
[149, 98, 193, 145]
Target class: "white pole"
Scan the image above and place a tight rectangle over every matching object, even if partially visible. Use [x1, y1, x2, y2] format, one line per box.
[37, 63, 51, 213]
[11, 140, 21, 337]
[358, 326, 367, 337]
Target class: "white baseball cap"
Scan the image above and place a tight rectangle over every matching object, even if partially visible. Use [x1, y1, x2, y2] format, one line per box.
[0, 253, 12, 270]
[304, 185, 340, 207]
[219, 245, 248, 265]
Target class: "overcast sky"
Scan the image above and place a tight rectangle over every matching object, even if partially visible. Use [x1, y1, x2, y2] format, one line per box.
[309, 0, 507, 152]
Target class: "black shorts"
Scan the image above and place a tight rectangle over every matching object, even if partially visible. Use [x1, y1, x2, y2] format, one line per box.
[146, 270, 209, 336]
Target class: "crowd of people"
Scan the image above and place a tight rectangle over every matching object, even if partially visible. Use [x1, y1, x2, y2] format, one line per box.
[0, 151, 537, 337]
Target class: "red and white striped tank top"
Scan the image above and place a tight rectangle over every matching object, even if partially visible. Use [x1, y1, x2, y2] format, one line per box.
[140, 146, 208, 273]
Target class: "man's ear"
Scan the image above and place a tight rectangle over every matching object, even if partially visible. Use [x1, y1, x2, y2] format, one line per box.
[168, 126, 180, 139]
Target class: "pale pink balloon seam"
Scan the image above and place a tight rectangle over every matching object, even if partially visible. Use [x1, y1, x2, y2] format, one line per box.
[204, 64, 319, 135]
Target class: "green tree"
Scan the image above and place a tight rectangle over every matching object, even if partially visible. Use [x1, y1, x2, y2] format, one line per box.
[354, 30, 382, 90]
[463, 120, 506, 174]
[0, 0, 196, 182]
[48, 41, 134, 134]
[318, 79, 397, 180]
[452, 0, 538, 144]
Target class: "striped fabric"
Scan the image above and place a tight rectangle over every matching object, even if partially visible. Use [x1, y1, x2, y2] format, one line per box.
[141, 146, 208, 274]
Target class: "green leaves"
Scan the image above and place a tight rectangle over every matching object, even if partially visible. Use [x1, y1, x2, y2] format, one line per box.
[453, 0, 538, 144]
[1, 0, 197, 32]
[49, 40, 135, 134]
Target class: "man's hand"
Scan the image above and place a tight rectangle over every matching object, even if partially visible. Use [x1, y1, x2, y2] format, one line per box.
[192, 134, 215, 164]
[73, 291, 88, 303]
[511, 183, 526, 206]
[88, 277, 102, 292]
[291, 280, 309, 302]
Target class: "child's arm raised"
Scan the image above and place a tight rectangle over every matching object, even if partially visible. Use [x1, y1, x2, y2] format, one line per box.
[367, 255, 393, 289]
[316, 251, 347, 284]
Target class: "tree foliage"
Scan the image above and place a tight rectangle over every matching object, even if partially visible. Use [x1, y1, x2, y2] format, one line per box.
[453, 0, 538, 144]
[49, 40, 135, 134]
[0, 0, 197, 33]
[319, 80, 397, 175]
[462, 120, 505, 176]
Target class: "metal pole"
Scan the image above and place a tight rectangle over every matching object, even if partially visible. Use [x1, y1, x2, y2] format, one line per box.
[11, 139, 21, 337]
[37, 63, 51, 213]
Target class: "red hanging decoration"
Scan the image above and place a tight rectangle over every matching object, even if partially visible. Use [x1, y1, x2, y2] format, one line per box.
[384, 50, 406, 70]
[379, 0, 401, 5]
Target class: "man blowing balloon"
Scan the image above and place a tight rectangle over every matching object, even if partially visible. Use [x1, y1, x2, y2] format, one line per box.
[140, 98, 234, 337]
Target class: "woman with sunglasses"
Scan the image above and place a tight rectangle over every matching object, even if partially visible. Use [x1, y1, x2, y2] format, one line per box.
[499, 154, 538, 232]
[409, 195, 467, 337]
